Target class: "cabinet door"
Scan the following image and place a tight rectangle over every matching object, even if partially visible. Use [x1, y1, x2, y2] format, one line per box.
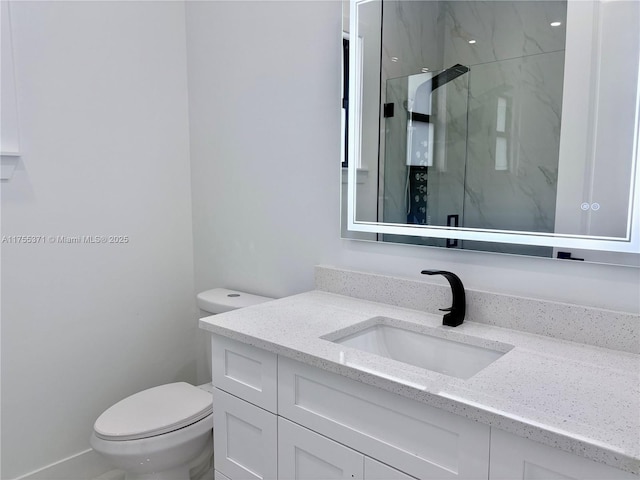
[213, 388, 277, 480]
[278, 417, 364, 480]
[364, 458, 417, 480]
[490, 429, 637, 480]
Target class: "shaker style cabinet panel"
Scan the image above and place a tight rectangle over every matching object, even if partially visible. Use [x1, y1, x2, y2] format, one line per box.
[213, 388, 277, 480]
[278, 357, 490, 479]
[489, 429, 637, 480]
[211, 334, 277, 413]
[278, 417, 364, 480]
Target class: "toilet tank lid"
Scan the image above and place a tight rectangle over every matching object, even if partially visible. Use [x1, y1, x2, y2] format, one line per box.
[93, 382, 212, 441]
[197, 288, 273, 314]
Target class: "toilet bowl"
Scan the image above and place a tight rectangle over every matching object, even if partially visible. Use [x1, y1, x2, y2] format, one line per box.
[91, 288, 273, 480]
[90, 382, 213, 480]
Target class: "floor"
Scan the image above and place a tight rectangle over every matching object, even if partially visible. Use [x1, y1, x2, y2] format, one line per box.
[93, 467, 214, 480]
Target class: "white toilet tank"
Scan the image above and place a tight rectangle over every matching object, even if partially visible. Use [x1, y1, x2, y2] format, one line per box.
[197, 288, 273, 316]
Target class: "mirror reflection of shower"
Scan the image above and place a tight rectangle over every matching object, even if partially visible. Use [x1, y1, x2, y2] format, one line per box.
[379, 0, 567, 257]
[345, 0, 639, 262]
[404, 64, 469, 226]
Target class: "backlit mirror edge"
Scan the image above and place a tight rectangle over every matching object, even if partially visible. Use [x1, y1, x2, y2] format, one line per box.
[346, 0, 640, 257]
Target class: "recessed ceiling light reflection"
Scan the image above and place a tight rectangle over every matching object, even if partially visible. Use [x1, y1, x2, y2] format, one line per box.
[550, 21, 562, 27]
[391, 56, 399, 62]
[468, 40, 476, 44]
[421, 67, 430, 73]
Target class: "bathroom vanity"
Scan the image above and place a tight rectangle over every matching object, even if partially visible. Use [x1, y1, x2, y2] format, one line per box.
[199, 268, 639, 480]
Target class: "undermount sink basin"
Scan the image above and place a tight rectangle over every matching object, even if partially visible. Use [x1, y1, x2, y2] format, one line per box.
[330, 321, 509, 379]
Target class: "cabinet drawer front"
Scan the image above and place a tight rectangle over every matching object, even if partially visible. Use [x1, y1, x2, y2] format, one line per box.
[213, 388, 277, 480]
[278, 357, 490, 480]
[490, 429, 638, 480]
[278, 417, 364, 479]
[212, 334, 277, 413]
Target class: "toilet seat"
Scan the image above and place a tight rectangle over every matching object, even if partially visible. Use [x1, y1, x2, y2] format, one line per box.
[94, 382, 213, 441]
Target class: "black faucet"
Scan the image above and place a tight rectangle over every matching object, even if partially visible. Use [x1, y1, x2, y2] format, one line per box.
[421, 270, 466, 327]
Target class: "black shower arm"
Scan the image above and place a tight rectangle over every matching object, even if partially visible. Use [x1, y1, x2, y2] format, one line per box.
[429, 63, 470, 93]
[407, 64, 470, 124]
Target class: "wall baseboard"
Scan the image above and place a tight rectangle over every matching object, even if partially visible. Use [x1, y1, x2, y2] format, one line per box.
[14, 449, 118, 480]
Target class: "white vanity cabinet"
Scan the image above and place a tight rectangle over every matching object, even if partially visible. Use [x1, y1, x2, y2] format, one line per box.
[489, 429, 638, 480]
[210, 334, 637, 480]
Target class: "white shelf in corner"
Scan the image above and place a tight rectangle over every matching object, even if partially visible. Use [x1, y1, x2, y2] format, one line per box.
[1, 152, 21, 180]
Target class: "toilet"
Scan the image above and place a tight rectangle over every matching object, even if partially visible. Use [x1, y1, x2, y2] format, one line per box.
[90, 288, 273, 480]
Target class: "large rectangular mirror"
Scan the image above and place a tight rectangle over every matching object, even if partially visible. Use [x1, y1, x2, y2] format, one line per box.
[343, 0, 640, 265]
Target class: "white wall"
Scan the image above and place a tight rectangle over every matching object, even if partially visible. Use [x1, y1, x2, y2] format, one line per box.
[186, 1, 344, 301]
[186, 1, 639, 314]
[1, 2, 197, 478]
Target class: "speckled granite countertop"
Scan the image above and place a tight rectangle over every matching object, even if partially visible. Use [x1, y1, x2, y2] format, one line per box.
[199, 290, 640, 475]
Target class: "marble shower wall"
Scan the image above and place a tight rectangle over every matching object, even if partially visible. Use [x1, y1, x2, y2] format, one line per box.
[463, 51, 565, 233]
[379, 1, 567, 255]
[440, 1, 567, 66]
[444, 1, 567, 256]
[381, 1, 444, 81]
